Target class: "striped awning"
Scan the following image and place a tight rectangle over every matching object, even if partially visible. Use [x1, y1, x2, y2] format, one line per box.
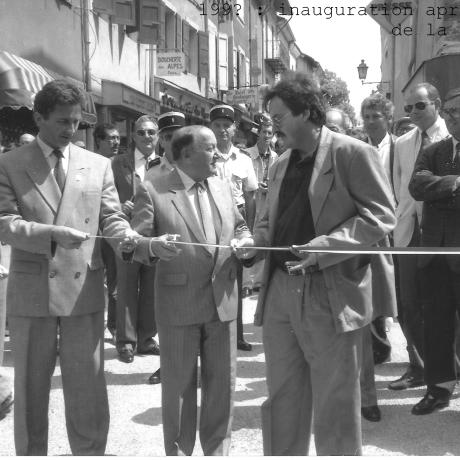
[0, 50, 96, 125]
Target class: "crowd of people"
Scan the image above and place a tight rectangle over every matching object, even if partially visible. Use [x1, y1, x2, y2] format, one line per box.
[0, 70, 459, 455]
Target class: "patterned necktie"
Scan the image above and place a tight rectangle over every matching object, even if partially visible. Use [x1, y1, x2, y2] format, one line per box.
[194, 182, 216, 247]
[52, 149, 65, 192]
[455, 142, 460, 164]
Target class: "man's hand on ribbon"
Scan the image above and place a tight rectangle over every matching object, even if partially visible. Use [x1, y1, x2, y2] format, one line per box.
[149, 234, 182, 261]
[118, 228, 142, 254]
[231, 237, 257, 259]
[0, 263, 8, 280]
[286, 244, 319, 275]
[51, 226, 89, 249]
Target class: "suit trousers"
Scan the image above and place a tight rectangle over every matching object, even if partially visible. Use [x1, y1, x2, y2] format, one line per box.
[8, 311, 109, 455]
[101, 238, 117, 331]
[396, 227, 424, 371]
[115, 258, 157, 351]
[360, 325, 377, 407]
[421, 256, 460, 386]
[158, 318, 236, 456]
[262, 268, 363, 456]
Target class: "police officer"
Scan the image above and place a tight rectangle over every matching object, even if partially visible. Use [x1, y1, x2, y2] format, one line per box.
[144, 110, 185, 384]
[209, 104, 258, 351]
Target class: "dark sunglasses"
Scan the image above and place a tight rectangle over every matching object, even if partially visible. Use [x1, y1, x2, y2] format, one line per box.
[404, 101, 434, 113]
[136, 129, 157, 136]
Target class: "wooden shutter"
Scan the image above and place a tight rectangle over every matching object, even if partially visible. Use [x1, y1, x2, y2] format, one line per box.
[182, 21, 190, 71]
[92, 0, 113, 15]
[198, 31, 209, 79]
[112, 0, 135, 26]
[138, 0, 164, 45]
[175, 14, 182, 51]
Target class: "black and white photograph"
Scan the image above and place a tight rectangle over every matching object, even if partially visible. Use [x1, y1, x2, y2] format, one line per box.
[1, 0, 460, 456]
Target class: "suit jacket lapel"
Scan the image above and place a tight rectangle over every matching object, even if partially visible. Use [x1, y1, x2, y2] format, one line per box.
[309, 127, 334, 226]
[267, 151, 290, 243]
[169, 170, 210, 251]
[55, 145, 87, 226]
[25, 142, 61, 214]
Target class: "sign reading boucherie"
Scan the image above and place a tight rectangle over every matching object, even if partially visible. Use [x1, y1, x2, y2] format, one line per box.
[156, 52, 185, 76]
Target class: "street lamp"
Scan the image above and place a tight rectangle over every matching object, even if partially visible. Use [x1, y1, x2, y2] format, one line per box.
[357, 59, 390, 87]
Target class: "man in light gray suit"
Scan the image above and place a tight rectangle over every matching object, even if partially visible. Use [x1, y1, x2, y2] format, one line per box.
[0, 80, 138, 455]
[130, 125, 251, 455]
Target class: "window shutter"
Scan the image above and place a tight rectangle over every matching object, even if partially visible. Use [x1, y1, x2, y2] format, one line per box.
[182, 22, 190, 71]
[175, 14, 182, 50]
[92, 0, 113, 15]
[198, 31, 209, 79]
[138, 0, 164, 45]
[112, 0, 135, 26]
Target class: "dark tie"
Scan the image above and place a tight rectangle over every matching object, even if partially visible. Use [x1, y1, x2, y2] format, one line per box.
[52, 149, 65, 191]
[455, 142, 460, 163]
[418, 131, 430, 157]
[194, 182, 216, 247]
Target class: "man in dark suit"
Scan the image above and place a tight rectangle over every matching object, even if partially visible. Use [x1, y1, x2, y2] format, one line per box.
[235, 72, 395, 455]
[409, 87, 460, 415]
[111, 115, 159, 363]
[0, 79, 138, 455]
[130, 125, 251, 455]
[94, 123, 121, 339]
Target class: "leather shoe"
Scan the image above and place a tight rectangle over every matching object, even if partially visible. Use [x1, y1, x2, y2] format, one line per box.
[138, 340, 160, 356]
[388, 371, 425, 390]
[361, 405, 381, 422]
[118, 348, 134, 363]
[237, 339, 252, 351]
[242, 287, 252, 298]
[148, 369, 161, 385]
[412, 390, 450, 415]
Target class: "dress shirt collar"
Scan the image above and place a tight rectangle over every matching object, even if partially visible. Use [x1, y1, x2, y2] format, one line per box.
[419, 115, 445, 140]
[217, 144, 238, 161]
[134, 147, 155, 163]
[161, 156, 174, 171]
[376, 132, 391, 150]
[36, 135, 70, 160]
[176, 166, 200, 192]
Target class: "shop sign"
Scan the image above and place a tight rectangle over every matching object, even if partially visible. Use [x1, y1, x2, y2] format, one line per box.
[157, 52, 185, 76]
[226, 87, 258, 106]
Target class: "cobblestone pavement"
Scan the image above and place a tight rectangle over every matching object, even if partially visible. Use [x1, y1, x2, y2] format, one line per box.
[1, 294, 460, 456]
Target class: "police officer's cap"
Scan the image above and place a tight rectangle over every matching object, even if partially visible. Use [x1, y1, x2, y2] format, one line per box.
[158, 111, 186, 133]
[209, 104, 235, 122]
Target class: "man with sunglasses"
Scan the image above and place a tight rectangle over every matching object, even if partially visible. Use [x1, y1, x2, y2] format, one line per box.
[144, 110, 185, 385]
[390, 83, 449, 392]
[111, 115, 160, 363]
[409, 87, 460, 415]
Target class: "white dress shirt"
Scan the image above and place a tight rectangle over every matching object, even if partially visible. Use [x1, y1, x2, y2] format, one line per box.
[37, 135, 70, 175]
[370, 132, 392, 181]
[134, 147, 156, 182]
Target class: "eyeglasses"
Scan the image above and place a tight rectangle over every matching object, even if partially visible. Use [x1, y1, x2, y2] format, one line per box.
[136, 129, 157, 136]
[440, 107, 460, 120]
[104, 135, 120, 143]
[404, 101, 434, 113]
[271, 112, 290, 126]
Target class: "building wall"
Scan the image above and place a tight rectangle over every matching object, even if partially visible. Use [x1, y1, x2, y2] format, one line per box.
[0, 0, 83, 80]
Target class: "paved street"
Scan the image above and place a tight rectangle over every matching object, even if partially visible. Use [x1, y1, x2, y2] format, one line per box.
[1, 294, 460, 456]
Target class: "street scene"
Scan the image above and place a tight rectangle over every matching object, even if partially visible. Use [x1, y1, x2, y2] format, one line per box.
[2, 0, 460, 457]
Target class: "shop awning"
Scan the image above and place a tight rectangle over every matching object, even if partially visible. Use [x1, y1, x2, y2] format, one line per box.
[0, 50, 96, 125]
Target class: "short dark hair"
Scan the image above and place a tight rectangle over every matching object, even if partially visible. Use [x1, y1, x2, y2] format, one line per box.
[263, 71, 326, 126]
[93, 123, 117, 149]
[171, 127, 195, 161]
[412, 82, 440, 101]
[360, 93, 394, 121]
[34, 79, 85, 118]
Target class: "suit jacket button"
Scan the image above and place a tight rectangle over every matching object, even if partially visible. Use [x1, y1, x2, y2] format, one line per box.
[75, 272, 81, 279]
[49, 271, 56, 278]
[85, 218, 90, 223]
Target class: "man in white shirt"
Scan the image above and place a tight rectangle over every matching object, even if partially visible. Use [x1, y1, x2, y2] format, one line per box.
[390, 82, 449, 391]
[209, 104, 258, 351]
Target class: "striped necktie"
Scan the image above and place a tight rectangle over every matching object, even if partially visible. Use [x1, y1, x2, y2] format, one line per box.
[52, 149, 65, 191]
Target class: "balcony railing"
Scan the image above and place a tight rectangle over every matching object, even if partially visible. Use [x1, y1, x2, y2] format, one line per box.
[264, 39, 289, 73]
